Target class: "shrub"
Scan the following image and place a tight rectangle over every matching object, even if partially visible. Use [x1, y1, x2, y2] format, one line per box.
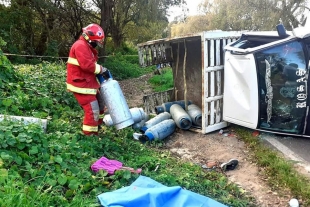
[101, 54, 154, 80]
[0, 38, 23, 91]
[148, 67, 174, 91]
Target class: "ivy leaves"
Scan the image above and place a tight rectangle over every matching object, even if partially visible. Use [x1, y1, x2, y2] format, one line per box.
[0, 116, 121, 202]
[0, 61, 253, 206]
[0, 62, 79, 119]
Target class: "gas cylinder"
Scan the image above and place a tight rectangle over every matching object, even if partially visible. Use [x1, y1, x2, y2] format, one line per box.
[132, 119, 146, 130]
[155, 100, 192, 114]
[99, 79, 134, 130]
[187, 104, 202, 127]
[103, 107, 146, 127]
[140, 112, 171, 132]
[170, 104, 192, 130]
[142, 119, 176, 141]
[103, 115, 114, 127]
[130, 107, 147, 123]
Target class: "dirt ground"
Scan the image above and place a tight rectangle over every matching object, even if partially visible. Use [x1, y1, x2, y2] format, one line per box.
[118, 73, 294, 207]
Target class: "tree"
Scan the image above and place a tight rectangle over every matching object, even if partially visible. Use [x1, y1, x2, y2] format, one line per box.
[170, 15, 211, 37]
[0, 0, 94, 57]
[0, 0, 184, 58]
[91, 0, 184, 48]
[0, 0, 36, 60]
[199, 0, 310, 31]
[126, 20, 169, 45]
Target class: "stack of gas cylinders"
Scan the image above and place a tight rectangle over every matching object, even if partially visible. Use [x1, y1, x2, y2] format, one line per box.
[103, 100, 202, 142]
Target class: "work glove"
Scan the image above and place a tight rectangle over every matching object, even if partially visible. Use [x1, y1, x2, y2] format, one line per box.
[100, 66, 111, 80]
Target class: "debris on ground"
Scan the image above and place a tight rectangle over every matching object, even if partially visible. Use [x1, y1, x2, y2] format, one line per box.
[201, 160, 219, 171]
[289, 198, 299, 207]
[252, 130, 260, 137]
[220, 159, 239, 171]
[119, 74, 297, 207]
[201, 159, 239, 172]
[218, 128, 237, 137]
[91, 156, 142, 174]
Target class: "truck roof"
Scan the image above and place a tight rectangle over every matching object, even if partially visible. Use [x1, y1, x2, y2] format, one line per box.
[242, 26, 310, 39]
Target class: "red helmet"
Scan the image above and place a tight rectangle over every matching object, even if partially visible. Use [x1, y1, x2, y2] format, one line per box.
[82, 23, 105, 47]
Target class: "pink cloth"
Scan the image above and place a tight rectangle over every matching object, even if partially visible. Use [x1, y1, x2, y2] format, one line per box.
[91, 157, 123, 174]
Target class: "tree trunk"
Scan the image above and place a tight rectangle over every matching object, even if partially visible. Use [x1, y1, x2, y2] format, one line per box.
[98, 0, 114, 57]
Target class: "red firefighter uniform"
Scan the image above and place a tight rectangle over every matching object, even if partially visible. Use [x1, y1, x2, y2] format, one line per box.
[66, 36, 105, 135]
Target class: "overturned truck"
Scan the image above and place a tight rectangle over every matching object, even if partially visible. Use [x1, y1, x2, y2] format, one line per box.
[137, 24, 310, 138]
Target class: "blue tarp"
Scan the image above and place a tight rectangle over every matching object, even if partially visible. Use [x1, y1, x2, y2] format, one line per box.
[97, 175, 228, 207]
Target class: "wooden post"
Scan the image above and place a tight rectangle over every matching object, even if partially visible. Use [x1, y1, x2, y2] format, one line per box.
[174, 42, 180, 101]
[183, 39, 188, 111]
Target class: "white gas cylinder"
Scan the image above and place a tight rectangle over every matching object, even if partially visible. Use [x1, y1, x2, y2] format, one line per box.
[100, 79, 134, 130]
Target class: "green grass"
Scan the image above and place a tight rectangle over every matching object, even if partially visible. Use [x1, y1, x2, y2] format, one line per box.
[148, 67, 174, 92]
[0, 58, 255, 206]
[234, 126, 310, 206]
[100, 54, 154, 80]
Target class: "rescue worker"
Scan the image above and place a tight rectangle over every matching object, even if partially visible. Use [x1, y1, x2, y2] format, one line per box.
[66, 23, 111, 136]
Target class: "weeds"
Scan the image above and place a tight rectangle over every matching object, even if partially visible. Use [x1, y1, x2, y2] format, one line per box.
[234, 126, 310, 206]
[0, 56, 254, 206]
[100, 54, 154, 80]
[148, 67, 174, 91]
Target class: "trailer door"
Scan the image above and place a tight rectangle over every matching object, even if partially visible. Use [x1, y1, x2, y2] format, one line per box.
[223, 52, 259, 129]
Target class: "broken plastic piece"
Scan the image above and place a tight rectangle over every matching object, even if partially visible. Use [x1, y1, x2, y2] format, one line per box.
[121, 166, 142, 174]
[133, 132, 143, 140]
[202, 161, 219, 169]
[219, 129, 230, 135]
[252, 130, 260, 137]
[289, 198, 299, 207]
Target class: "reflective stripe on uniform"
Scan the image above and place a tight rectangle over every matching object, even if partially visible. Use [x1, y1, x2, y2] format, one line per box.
[83, 124, 98, 132]
[99, 114, 105, 119]
[67, 57, 80, 66]
[90, 100, 100, 121]
[66, 83, 97, 94]
[95, 64, 101, 74]
[67, 57, 101, 74]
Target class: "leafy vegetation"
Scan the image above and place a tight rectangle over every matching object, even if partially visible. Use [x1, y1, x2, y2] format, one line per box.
[170, 0, 309, 37]
[101, 54, 154, 80]
[1, 0, 309, 62]
[148, 67, 174, 92]
[0, 53, 254, 206]
[234, 126, 310, 206]
[0, 41, 22, 84]
[0, 0, 181, 59]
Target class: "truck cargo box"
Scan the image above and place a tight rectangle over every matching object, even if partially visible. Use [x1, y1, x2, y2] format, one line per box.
[137, 25, 310, 137]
